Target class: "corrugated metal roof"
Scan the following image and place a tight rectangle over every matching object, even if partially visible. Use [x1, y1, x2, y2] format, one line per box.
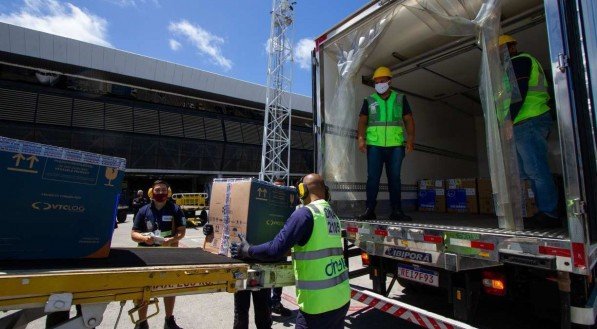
[0, 22, 312, 114]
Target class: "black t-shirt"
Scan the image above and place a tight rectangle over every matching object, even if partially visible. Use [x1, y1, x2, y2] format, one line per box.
[359, 93, 412, 117]
[132, 197, 149, 213]
[132, 201, 186, 246]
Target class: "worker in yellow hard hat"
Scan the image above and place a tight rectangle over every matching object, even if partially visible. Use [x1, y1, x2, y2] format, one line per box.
[356, 66, 416, 221]
[499, 34, 560, 229]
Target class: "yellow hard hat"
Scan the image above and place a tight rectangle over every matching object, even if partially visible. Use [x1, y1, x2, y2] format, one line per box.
[498, 35, 517, 46]
[372, 66, 392, 79]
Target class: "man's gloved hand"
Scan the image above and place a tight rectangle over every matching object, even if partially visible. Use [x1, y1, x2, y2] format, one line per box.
[203, 224, 213, 236]
[230, 234, 251, 259]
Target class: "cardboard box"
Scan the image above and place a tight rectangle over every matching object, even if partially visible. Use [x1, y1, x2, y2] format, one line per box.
[204, 179, 297, 257]
[0, 137, 125, 260]
[446, 178, 478, 213]
[476, 178, 538, 217]
[477, 178, 494, 214]
[521, 180, 539, 218]
[418, 179, 445, 212]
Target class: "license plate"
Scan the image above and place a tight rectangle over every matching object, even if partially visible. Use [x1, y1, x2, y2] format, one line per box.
[397, 264, 439, 287]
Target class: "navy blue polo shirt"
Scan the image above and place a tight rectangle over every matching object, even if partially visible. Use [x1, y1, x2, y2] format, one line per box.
[132, 201, 186, 246]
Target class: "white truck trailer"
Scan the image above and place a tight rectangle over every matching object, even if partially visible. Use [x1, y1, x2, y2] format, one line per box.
[313, 0, 597, 327]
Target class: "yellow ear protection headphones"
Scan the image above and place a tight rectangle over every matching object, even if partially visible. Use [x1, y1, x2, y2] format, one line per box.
[297, 176, 331, 202]
[147, 180, 173, 199]
[297, 176, 309, 200]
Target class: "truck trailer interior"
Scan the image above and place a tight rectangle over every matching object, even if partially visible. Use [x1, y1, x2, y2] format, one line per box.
[318, 0, 565, 234]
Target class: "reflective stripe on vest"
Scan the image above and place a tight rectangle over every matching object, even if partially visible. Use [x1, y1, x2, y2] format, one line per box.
[296, 271, 349, 290]
[511, 53, 551, 124]
[292, 200, 350, 314]
[366, 91, 406, 147]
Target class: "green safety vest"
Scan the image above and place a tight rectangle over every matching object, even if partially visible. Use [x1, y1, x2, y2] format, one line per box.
[505, 53, 551, 124]
[292, 200, 350, 314]
[365, 91, 406, 147]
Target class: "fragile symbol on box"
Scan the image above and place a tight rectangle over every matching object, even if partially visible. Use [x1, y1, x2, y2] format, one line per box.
[104, 168, 119, 186]
[8, 153, 39, 174]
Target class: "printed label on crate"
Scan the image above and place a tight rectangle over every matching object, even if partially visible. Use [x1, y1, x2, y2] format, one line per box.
[42, 159, 101, 185]
[418, 190, 436, 209]
[465, 188, 476, 196]
[446, 189, 467, 210]
[435, 188, 444, 196]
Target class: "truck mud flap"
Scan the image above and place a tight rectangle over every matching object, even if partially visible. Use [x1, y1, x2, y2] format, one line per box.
[351, 287, 477, 329]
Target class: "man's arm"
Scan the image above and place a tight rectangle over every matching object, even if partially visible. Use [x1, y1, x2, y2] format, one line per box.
[358, 116, 368, 153]
[131, 208, 153, 244]
[404, 113, 415, 153]
[248, 207, 314, 261]
[358, 99, 368, 153]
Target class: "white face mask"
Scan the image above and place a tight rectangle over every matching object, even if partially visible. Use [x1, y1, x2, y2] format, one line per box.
[375, 82, 390, 94]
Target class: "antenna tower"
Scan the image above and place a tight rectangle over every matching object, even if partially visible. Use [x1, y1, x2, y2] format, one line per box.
[259, 0, 295, 184]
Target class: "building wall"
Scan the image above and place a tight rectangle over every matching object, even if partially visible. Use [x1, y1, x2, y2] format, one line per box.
[0, 79, 314, 175]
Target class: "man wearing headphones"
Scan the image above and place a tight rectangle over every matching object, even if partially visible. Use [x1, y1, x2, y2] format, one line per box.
[131, 180, 186, 329]
[231, 174, 350, 329]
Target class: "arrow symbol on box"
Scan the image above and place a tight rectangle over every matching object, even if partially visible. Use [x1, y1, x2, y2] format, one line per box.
[26, 155, 38, 169]
[12, 153, 25, 167]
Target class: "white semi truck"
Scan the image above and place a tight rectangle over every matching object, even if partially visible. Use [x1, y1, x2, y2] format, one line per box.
[313, 0, 597, 327]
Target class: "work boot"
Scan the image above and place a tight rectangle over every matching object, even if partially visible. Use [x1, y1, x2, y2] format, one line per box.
[389, 209, 412, 221]
[134, 320, 149, 329]
[524, 212, 561, 230]
[164, 316, 183, 329]
[272, 303, 292, 317]
[357, 208, 376, 221]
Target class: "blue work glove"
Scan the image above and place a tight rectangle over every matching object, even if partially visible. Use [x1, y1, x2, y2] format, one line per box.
[203, 224, 213, 236]
[230, 234, 251, 259]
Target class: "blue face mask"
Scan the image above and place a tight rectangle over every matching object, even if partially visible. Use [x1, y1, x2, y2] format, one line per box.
[375, 82, 390, 94]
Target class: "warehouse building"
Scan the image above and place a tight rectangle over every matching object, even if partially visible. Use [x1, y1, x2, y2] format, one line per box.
[0, 22, 313, 199]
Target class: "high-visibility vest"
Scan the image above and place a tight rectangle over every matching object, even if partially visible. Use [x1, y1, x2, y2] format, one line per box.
[292, 200, 350, 314]
[365, 91, 406, 147]
[510, 53, 551, 124]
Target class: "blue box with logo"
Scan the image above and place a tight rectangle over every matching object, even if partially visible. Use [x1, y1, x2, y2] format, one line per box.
[0, 137, 126, 260]
[445, 178, 478, 213]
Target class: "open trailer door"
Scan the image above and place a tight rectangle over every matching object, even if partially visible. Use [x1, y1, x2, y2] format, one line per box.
[313, 0, 557, 231]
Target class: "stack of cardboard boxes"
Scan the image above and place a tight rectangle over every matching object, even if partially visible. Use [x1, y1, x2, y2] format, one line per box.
[417, 178, 538, 217]
[477, 178, 494, 215]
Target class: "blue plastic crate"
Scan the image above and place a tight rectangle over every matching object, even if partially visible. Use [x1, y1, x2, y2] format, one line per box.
[0, 137, 126, 259]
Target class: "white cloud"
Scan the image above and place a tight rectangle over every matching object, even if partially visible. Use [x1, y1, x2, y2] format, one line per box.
[103, 0, 159, 7]
[168, 20, 232, 70]
[0, 0, 111, 47]
[265, 37, 291, 55]
[169, 39, 182, 51]
[294, 38, 315, 70]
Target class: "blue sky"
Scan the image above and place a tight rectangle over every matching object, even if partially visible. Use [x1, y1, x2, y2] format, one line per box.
[0, 0, 368, 96]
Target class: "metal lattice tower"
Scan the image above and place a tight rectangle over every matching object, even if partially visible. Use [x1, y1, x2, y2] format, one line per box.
[259, 0, 295, 184]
